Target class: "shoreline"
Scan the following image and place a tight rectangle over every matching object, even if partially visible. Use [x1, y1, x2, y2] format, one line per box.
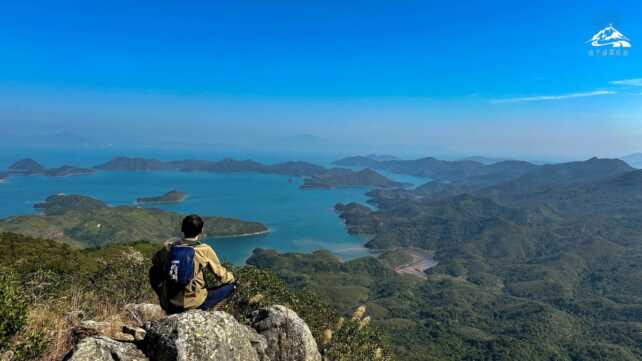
[210, 229, 270, 239]
[135, 198, 188, 205]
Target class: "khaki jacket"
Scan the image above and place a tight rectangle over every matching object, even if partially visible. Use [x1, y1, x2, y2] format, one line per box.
[150, 239, 235, 310]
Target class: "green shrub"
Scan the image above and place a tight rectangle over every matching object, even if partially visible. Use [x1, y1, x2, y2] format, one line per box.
[0, 270, 27, 351]
[323, 318, 394, 361]
[221, 265, 337, 339]
[221, 265, 395, 361]
[88, 246, 156, 308]
[11, 330, 46, 361]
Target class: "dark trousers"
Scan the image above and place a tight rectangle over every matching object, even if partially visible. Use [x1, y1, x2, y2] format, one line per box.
[198, 283, 237, 311]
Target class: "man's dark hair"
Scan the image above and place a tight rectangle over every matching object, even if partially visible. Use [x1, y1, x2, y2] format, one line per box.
[181, 214, 204, 238]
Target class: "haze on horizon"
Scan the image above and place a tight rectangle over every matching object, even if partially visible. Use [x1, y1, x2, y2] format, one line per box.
[1, 1, 641, 161]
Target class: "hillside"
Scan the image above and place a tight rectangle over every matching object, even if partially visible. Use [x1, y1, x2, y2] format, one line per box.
[458, 156, 510, 164]
[94, 156, 326, 177]
[620, 152, 642, 168]
[404, 158, 634, 205]
[0, 194, 267, 247]
[333, 155, 537, 183]
[483, 157, 633, 201]
[320, 160, 642, 360]
[249, 235, 642, 361]
[0, 232, 392, 361]
[333, 156, 631, 190]
[9, 158, 47, 173]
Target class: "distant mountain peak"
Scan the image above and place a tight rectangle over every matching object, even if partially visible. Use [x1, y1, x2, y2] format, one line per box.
[8, 158, 46, 173]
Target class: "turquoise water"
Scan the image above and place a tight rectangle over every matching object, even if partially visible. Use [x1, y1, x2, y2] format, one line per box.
[0, 148, 431, 264]
[0, 170, 375, 264]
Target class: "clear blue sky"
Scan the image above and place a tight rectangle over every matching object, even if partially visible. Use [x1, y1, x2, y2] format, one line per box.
[1, 1, 641, 159]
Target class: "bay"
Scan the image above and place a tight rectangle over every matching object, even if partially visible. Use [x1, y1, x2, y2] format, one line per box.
[0, 148, 430, 264]
[0, 169, 375, 264]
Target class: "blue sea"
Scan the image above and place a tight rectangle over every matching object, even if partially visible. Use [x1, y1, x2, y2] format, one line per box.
[0, 148, 428, 264]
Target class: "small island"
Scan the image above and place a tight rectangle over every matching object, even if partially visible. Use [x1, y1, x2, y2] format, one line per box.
[136, 190, 188, 205]
[300, 168, 410, 189]
[5, 158, 95, 178]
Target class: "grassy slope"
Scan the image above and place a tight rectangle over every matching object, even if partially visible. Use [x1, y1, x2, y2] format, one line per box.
[0, 232, 392, 361]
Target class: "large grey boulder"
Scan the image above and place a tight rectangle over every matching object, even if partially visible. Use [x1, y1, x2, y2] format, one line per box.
[64, 336, 149, 361]
[122, 303, 165, 327]
[251, 305, 322, 361]
[143, 310, 264, 361]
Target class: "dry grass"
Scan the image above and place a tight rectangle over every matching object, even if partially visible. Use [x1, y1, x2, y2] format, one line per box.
[18, 283, 141, 361]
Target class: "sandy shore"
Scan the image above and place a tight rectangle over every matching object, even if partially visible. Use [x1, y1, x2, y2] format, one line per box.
[394, 248, 438, 280]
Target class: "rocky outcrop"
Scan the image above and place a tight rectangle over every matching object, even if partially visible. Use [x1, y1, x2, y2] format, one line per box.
[143, 310, 263, 361]
[251, 306, 321, 361]
[64, 304, 321, 361]
[64, 336, 149, 361]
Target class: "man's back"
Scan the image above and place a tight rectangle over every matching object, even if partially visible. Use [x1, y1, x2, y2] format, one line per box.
[150, 238, 235, 312]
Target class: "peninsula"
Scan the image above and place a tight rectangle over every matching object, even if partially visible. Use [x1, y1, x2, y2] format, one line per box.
[0, 194, 268, 248]
[136, 190, 188, 204]
[300, 168, 410, 189]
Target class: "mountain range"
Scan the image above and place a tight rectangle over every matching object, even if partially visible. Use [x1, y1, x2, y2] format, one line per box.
[290, 156, 642, 360]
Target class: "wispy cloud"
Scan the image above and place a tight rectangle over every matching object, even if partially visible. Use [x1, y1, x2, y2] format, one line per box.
[610, 78, 642, 86]
[491, 90, 615, 104]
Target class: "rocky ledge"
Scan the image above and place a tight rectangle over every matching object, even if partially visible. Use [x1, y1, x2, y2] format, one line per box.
[64, 303, 321, 361]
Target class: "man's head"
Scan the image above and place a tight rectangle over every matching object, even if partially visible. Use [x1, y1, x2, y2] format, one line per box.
[181, 214, 204, 238]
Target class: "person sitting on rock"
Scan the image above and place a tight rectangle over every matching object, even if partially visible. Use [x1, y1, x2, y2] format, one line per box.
[149, 214, 237, 313]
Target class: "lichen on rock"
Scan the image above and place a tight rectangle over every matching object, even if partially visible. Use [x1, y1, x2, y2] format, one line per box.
[251, 305, 322, 361]
[64, 336, 149, 361]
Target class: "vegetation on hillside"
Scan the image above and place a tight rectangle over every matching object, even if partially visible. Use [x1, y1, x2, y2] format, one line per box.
[248, 245, 642, 361]
[303, 159, 642, 360]
[301, 168, 410, 189]
[0, 232, 392, 361]
[0, 194, 267, 248]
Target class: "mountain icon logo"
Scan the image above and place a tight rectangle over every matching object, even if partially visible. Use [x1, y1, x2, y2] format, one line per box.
[587, 24, 631, 48]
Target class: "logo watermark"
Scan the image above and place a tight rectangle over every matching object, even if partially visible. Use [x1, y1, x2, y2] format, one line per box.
[587, 24, 631, 57]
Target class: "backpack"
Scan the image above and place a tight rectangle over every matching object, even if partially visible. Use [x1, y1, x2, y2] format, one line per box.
[164, 243, 196, 287]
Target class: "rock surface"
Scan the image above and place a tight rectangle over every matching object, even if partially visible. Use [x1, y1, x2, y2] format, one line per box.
[251, 305, 322, 361]
[122, 303, 166, 327]
[143, 310, 263, 361]
[64, 304, 321, 361]
[64, 336, 149, 361]
[73, 320, 136, 342]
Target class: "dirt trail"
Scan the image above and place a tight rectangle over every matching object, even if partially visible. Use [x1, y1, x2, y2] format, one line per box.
[394, 248, 437, 280]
